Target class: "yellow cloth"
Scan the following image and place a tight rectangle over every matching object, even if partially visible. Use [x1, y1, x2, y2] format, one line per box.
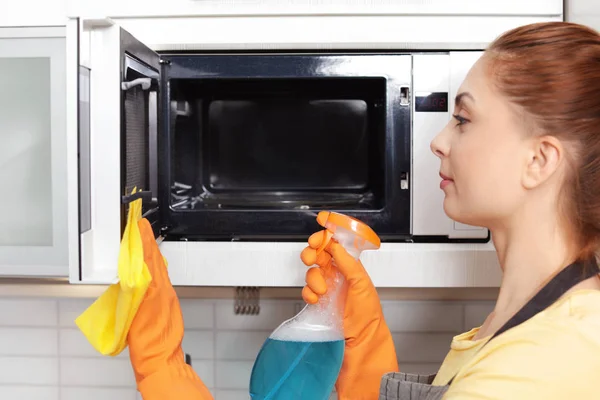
[434, 290, 600, 399]
[75, 193, 152, 356]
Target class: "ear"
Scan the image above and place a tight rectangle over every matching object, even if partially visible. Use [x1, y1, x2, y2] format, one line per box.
[522, 135, 563, 189]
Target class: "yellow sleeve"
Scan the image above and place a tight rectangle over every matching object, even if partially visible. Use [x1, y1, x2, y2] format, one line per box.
[443, 321, 600, 400]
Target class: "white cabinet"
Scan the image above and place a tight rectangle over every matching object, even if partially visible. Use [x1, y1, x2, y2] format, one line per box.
[71, 0, 561, 19]
[0, 27, 78, 277]
[0, 0, 66, 27]
[64, 0, 563, 51]
[566, 0, 600, 31]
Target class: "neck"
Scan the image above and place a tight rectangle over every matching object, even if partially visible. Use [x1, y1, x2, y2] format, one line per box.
[491, 203, 576, 314]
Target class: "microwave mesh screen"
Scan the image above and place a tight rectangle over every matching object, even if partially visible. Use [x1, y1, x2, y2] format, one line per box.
[124, 85, 149, 209]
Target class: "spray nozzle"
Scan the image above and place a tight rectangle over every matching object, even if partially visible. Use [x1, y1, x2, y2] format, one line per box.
[314, 211, 381, 259]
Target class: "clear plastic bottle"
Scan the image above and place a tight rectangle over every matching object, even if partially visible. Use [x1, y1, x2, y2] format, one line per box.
[249, 211, 381, 400]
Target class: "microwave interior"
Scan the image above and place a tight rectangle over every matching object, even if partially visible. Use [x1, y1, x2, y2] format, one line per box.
[169, 78, 386, 210]
[119, 47, 416, 242]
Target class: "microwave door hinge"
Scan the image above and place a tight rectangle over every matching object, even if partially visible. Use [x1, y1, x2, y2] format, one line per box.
[121, 77, 151, 91]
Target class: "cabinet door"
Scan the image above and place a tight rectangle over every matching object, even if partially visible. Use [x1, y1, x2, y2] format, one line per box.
[70, 19, 162, 283]
[0, 27, 78, 276]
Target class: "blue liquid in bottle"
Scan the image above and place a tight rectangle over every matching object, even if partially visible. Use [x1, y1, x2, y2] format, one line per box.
[250, 338, 345, 400]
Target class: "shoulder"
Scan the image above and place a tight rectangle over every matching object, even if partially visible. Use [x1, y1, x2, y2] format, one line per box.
[444, 290, 600, 400]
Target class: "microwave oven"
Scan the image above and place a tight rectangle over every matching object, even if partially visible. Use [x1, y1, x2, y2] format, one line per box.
[95, 29, 489, 247]
[74, 21, 495, 283]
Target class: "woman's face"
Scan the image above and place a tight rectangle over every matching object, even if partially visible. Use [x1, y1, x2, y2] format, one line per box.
[430, 56, 533, 228]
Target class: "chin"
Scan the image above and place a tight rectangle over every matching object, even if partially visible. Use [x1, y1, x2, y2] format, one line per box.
[442, 199, 483, 227]
[442, 197, 459, 220]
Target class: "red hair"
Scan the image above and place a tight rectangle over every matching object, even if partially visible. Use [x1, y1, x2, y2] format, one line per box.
[487, 22, 600, 261]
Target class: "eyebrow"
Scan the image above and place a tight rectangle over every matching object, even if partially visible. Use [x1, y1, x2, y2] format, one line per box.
[455, 92, 475, 108]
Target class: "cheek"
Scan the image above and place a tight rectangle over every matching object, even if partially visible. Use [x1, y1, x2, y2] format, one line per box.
[446, 134, 524, 223]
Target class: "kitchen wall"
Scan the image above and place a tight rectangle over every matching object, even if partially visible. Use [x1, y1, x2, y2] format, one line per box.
[0, 296, 494, 400]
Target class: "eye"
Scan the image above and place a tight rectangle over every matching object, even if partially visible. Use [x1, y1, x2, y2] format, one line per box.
[452, 114, 470, 127]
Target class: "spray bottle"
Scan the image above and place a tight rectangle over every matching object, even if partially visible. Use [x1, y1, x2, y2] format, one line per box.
[249, 211, 381, 400]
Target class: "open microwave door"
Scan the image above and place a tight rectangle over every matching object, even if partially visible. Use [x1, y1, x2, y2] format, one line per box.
[69, 18, 163, 283]
[119, 27, 162, 238]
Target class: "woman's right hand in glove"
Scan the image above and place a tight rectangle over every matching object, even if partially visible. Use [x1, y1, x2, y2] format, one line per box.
[301, 231, 399, 400]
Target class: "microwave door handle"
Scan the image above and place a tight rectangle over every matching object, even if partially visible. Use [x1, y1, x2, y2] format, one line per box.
[121, 77, 151, 91]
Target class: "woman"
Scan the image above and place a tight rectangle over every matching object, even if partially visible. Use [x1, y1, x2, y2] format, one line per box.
[128, 21, 600, 400]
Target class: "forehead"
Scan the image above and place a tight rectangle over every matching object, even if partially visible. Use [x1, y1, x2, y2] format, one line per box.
[457, 57, 492, 100]
[455, 56, 520, 121]
[456, 56, 531, 136]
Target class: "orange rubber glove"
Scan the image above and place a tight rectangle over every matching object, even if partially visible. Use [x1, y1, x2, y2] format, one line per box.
[301, 231, 399, 400]
[128, 218, 213, 400]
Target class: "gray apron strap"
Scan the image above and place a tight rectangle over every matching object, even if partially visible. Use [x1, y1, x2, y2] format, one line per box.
[379, 372, 448, 400]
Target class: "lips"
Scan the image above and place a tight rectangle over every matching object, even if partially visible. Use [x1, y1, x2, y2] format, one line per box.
[439, 172, 453, 190]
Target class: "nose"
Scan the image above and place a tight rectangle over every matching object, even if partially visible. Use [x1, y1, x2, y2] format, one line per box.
[430, 128, 449, 159]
